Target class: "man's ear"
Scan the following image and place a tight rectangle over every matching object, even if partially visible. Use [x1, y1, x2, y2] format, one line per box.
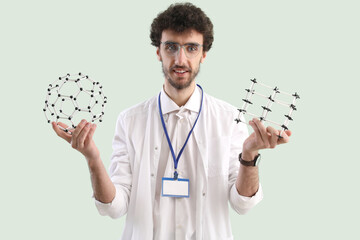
[156, 47, 162, 61]
[200, 51, 207, 63]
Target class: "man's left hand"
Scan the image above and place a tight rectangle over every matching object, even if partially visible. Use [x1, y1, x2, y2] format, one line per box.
[242, 118, 292, 160]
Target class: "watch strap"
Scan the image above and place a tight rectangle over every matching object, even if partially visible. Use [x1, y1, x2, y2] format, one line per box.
[239, 153, 261, 166]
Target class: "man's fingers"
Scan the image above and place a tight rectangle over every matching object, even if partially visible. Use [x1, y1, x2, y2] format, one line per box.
[76, 122, 91, 148]
[266, 126, 279, 148]
[72, 120, 87, 137]
[252, 118, 269, 147]
[278, 130, 291, 144]
[85, 124, 97, 146]
[52, 122, 71, 143]
[249, 119, 261, 139]
[71, 120, 87, 148]
[57, 122, 69, 129]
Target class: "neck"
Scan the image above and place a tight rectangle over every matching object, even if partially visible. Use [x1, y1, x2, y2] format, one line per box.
[163, 81, 196, 107]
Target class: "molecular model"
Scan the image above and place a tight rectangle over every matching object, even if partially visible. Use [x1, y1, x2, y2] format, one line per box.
[43, 73, 107, 133]
[235, 78, 300, 138]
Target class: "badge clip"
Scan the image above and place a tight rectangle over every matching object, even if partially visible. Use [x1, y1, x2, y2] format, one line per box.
[174, 170, 178, 180]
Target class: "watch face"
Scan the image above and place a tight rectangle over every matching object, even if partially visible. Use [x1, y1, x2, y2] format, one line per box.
[255, 154, 261, 166]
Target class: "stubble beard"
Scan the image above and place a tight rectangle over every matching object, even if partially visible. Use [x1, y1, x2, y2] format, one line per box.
[162, 62, 201, 90]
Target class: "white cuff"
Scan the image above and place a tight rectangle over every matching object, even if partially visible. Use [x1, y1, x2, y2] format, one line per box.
[230, 183, 264, 215]
[93, 187, 127, 219]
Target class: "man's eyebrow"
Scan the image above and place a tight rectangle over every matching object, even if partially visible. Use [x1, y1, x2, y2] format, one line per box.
[163, 41, 200, 45]
[184, 42, 200, 45]
[163, 41, 178, 44]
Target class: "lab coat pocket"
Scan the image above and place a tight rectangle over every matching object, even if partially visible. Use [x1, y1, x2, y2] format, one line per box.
[207, 136, 230, 177]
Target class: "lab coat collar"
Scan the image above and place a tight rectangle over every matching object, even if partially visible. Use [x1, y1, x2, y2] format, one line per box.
[160, 85, 201, 115]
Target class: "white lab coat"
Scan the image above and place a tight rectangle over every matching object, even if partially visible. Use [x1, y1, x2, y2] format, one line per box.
[95, 90, 263, 240]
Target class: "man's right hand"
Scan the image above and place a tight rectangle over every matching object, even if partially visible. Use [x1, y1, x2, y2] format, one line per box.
[52, 120, 100, 161]
[52, 120, 115, 204]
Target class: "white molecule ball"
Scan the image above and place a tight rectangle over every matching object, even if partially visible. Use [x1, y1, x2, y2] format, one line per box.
[43, 73, 107, 133]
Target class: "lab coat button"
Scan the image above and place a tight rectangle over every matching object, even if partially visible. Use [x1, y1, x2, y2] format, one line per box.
[202, 192, 206, 196]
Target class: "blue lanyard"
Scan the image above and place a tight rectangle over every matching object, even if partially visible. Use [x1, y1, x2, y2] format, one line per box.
[158, 84, 204, 179]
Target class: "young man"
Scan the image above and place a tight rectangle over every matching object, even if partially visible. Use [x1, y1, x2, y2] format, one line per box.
[53, 3, 291, 240]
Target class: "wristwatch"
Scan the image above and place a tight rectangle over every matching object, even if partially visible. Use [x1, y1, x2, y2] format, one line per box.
[239, 153, 261, 167]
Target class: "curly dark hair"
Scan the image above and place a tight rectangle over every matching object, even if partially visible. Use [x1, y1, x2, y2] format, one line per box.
[150, 2, 214, 52]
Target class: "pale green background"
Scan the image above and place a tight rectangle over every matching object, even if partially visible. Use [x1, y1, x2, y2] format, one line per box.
[1, 0, 359, 239]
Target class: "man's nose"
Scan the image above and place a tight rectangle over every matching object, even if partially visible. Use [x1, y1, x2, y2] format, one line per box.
[175, 47, 187, 65]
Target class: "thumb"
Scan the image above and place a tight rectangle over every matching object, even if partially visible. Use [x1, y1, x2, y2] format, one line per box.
[52, 122, 72, 143]
[285, 130, 292, 137]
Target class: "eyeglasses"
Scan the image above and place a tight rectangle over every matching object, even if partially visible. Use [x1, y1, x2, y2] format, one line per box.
[160, 41, 203, 59]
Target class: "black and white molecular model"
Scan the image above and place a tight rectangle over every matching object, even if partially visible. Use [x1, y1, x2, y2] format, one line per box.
[43, 73, 107, 133]
[235, 78, 300, 138]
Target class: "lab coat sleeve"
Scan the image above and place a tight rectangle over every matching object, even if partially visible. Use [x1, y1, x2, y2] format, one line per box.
[228, 115, 264, 215]
[94, 113, 132, 219]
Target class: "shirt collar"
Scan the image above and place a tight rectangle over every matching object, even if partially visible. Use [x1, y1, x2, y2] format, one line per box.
[160, 85, 201, 115]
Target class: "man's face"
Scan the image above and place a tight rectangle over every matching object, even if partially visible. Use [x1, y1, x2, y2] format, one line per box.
[157, 29, 207, 90]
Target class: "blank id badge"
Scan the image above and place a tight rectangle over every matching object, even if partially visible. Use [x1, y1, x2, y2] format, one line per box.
[162, 177, 190, 198]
